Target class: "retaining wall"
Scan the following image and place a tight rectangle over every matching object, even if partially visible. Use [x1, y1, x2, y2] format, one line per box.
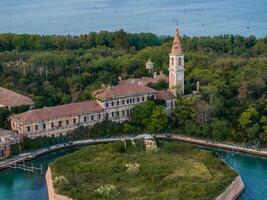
[46, 167, 73, 200]
[215, 176, 244, 200]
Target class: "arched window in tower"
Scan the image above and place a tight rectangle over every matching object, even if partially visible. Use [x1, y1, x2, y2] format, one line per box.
[171, 57, 174, 65]
[178, 57, 182, 66]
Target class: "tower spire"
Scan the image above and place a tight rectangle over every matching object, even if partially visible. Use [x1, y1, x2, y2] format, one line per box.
[172, 27, 182, 55]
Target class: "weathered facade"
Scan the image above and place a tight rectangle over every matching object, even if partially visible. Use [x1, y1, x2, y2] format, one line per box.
[0, 129, 21, 159]
[9, 28, 184, 138]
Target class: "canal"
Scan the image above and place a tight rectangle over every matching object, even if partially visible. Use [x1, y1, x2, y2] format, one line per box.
[0, 145, 266, 200]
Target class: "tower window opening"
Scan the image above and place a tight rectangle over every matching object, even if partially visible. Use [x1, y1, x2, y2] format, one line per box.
[178, 57, 182, 66]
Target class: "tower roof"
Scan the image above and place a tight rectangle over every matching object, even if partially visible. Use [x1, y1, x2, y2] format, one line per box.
[172, 27, 182, 55]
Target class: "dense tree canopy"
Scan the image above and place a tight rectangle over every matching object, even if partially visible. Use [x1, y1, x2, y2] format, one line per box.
[0, 30, 266, 144]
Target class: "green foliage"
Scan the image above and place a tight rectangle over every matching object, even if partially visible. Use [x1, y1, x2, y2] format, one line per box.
[0, 31, 266, 143]
[50, 141, 237, 200]
[148, 106, 169, 133]
[10, 136, 63, 155]
[69, 120, 124, 141]
[239, 107, 259, 129]
[147, 80, 168, 90]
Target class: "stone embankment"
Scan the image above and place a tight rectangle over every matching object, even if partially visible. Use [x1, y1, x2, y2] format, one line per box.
[46, 167, 72, 200]
[216, 176, 244, 200]
[156, 135, 267, 157]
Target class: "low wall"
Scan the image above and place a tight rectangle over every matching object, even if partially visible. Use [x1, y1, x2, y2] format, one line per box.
[215, 176, 244, 200]
[46, 167, 73, 200]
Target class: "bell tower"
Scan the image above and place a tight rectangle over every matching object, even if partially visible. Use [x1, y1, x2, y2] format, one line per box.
[169, 27, 185, 97]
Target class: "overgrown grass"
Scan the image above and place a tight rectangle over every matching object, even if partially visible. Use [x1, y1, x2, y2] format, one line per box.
[50, 141, 237, 200]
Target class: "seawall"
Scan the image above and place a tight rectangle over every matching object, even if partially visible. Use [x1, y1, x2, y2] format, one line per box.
[216, 176, 244, 200]
[46, 167, 73, 200]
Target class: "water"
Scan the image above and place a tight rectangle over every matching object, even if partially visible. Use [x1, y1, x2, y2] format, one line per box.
[0, 0, 266, 37]
[0, 147, 267, 200]
[0, 148, 78, 200]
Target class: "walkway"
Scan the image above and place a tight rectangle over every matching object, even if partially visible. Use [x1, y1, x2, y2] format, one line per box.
[1, 133, 267, 171]
[0, 134, 150, 171]
[156, 134, 267, 157]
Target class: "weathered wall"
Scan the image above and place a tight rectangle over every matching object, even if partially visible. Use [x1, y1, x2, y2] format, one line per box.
[215, 176, 244, 200]
[46, 167, 73, 200]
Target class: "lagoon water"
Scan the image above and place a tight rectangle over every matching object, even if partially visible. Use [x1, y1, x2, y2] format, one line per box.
[0, 147, 267, 200]
[0, 0, 266, 37]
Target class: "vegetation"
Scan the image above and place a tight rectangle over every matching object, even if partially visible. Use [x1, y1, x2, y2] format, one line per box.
[50, 141, 237, 200]
[0, 30, 266, 144]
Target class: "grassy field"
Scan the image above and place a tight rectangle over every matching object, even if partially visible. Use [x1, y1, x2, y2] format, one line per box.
[50, 141, 237, 200]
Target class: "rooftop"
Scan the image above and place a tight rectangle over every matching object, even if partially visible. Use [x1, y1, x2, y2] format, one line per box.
[94, 81, 157, 100]
[156, 90, 175, 100]
[10, 101, 103, 123]
[120, 71, 168, 86]
[0, 87, 34, 108]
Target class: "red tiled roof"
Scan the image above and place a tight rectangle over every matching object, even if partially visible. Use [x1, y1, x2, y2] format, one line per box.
[156, 90, 175, 100]
[94, 82, 157, 100]
[10, 101, 103, 123]
[121, 73, 168, 86]
[0, 87, 34, 107]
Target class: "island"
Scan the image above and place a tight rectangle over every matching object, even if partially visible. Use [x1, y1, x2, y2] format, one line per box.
[47, 139, 242, 200]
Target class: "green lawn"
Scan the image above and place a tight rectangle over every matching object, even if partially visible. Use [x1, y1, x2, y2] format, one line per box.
[50, 141, 237, 200]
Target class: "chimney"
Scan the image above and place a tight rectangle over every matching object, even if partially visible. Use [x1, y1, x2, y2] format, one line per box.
[153, 72, 157, 78]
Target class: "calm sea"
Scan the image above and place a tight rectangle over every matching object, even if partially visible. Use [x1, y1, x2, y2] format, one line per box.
[0, 0, 266, 37]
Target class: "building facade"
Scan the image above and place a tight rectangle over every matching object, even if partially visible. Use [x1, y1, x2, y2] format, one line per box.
[9, 28, 184, 138]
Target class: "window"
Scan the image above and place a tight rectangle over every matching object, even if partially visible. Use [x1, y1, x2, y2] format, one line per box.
[130, 99, 132, 103]
[122, 100, 125, 104]
[117, 101, 119, 106]
[178, 57, 182, 66]
[35, 125, 38, 131]
[142, 97, 145, 101]
[112, 112, 114, 117]
[133, 98, 135, 103]
[91, 115, 94, 120]
[122, 110, 125, 115]
[73, 118, 76, 124]
[84, 116, 87, 122]
[43, 123, 46, 130]
[171, 101, 173, 108]
[106, 102, 109, 107]
[51, 122, 54, 128]
[106, 113, 109, 118]
[99, 114, 101, 119]
[59, 121, 62, 127]
[27, 126, 31, 132]
[137, 97, 139, 102]
[117, 111, 119, 117]
[127, 99, 129, 104]
[66, 120, 69, 126]
[127, 110, 129, 116]
[111, 101, 114, 106]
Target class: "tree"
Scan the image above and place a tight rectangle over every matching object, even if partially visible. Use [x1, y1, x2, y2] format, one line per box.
[131, 101, 156, 129]
[114, 29, 129, 50]
[148, 106, 168, 133]
[239, 107, 259, 129]
[211, 119, 229, 141]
